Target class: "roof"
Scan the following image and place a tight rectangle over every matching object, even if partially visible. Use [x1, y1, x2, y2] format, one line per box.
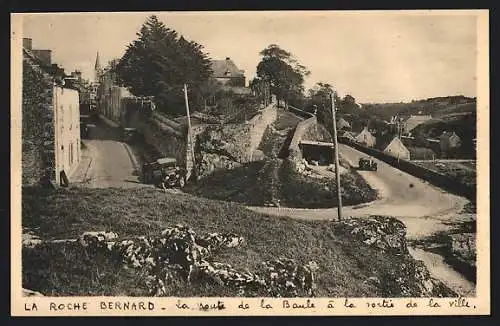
[337, 117, 351, 129]
[383, 137, 408, 153]
[440, 131, 460, 139]
[157, 157, 177, 165]
[220, 85, 251, 94]
[339, 130, 356, 138]
[23, 47, 71, 88]
[357, 127, 375, 138]
[404, 115, 433, 132]
[299, 140, 334, 147]
[211, 58, 245, 78]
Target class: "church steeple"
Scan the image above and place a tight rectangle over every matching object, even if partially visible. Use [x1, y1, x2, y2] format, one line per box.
[94, 51, 101, 82]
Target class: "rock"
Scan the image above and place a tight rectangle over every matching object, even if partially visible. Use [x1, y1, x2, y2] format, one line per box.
[448, 232, 476, 266]
[79, 231, 118, 247]
[22, 233, 43, 248]
[23, 288, 44, 297]
[337, 216, 408, 255]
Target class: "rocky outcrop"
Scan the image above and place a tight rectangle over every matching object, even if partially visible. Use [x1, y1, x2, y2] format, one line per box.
[28, 225, 319, 297]
[334, 216, 456, 297]
[195, 105, 277, 178]
[448, 232, 476, 268]
[335, 216, 408, 255]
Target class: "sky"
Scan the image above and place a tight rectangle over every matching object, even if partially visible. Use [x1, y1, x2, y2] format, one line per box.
[20, 11, 479, 103]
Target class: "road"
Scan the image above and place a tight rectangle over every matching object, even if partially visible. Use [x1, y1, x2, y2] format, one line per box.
[249, 143, 469, 238]
[248, 143, 474, 295]
[70, 120, 148, 189]
[69, 121, 475, 295]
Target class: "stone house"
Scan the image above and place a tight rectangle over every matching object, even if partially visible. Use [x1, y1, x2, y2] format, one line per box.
[96, 66, 135, 126]
[22, 38, 81, 186]
[383, 136, 411, 160]
[210, 57, 246, 87]
[355, 127, 376, 147]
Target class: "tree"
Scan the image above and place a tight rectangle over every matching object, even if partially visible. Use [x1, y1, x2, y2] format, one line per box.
[307, 82, 342, 129]
[249, 77, 271, 106]
[115, 15, 213, 116]
[256, 44, 309, 107]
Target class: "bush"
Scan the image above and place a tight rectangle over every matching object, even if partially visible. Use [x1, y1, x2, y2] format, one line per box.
[278, 160, 378, 209]
[409, 147, 437, 160]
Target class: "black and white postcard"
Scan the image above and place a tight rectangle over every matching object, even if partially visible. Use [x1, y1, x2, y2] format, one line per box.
[10, 10, 490, 316]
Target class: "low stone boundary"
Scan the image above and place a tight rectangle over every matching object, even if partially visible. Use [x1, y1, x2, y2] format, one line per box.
[98, 114, 120, 128]
[340, 139, 476, 201]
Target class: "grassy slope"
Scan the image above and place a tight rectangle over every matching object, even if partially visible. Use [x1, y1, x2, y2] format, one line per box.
[185, 158, 377, 208]
[23, 186, 417, 297]
[361, 96, 476, 120]
[186, 108, 377, 208]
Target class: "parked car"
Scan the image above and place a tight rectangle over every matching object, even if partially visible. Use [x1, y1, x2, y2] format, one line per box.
[358, 157, 378, 171]
[142, 157, 186, 188]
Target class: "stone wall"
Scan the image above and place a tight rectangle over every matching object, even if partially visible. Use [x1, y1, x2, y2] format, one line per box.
[288, 117, 331, 165]
[246, 104, 278, 161]
[194, 104, 277, 178]
[129, 109, 185, 162]
[335, 216, 456, 297]
[22, 58, 56, 186]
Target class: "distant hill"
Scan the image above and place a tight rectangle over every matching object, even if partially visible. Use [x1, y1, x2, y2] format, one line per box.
[360, 96, 476, 120]
[410, 111, 476, 158]
[411, 111, 476, 140]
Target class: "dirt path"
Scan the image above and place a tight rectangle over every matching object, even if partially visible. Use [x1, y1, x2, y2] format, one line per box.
[409, 247, 475, 296]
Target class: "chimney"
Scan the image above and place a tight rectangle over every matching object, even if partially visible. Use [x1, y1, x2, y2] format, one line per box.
[32, 49, 52, 65]
[225, 57, 230, 61]
[23, 38, 32, 50]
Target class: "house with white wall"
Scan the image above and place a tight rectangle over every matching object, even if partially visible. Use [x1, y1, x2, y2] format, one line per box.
[383, 136, 411, 160]
[355, 127, 376, 147]
[22, 37, 81, 186]
[53, 87, 81, 183]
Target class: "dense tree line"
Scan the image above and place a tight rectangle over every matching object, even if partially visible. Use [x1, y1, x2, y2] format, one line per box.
[254, 44, 310, 108]
[114, 15, 213, 116]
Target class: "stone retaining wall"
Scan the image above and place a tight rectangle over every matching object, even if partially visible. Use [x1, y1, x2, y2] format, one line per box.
[287, 116, 333, 170]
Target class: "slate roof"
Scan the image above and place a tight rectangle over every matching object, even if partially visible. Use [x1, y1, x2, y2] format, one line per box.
[211, 58, 245, 78]
[337, 117, 351, 129]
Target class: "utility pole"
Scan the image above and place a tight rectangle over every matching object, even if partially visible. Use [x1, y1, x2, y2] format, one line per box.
[330, 92, 343, 221]
[183, 83, 197, 182]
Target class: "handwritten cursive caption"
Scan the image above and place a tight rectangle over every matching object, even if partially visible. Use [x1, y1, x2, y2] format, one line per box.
[21, 296, 478, 315]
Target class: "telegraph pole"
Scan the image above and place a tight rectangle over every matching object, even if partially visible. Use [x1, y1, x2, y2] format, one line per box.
[330, 92, 343, 221]
[183, 83, 197, 182]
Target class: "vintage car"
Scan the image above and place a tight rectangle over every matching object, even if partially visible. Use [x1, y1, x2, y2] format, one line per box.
[358, 157, 378, 171]
[122, 128, 138, 143]
[142, 157, 186, 188]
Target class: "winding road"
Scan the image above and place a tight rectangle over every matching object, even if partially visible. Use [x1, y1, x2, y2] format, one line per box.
[248, 143, 475, 296]
[249, 144, 470, 240]
[70, 120, 475, 296]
